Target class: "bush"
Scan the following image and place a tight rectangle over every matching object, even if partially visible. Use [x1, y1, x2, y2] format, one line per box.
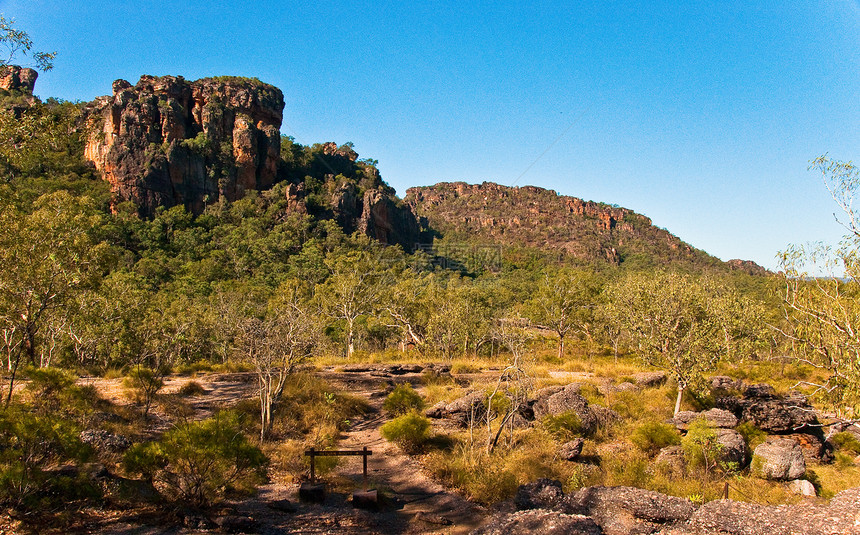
[681, 420, 724, 472]
[0, 406, 92, 508]
[736, 421, 767, 451]
[542, 411, 582, 441]
[123, 367, 164, 416]
[630, 421, 681, 455]
[383, 383, 424, 416]
[178, 380, 207, 397]
[381, 412, 432, 453]
[124, 411, 267, 508]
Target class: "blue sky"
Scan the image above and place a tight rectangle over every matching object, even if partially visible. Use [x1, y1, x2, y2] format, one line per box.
[3, 0, 860, 270]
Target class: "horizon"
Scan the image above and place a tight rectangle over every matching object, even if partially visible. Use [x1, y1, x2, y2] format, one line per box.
[4, 0, 860, 271]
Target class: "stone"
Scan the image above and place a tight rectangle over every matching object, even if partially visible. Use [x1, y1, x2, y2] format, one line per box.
[785, 432, 825, 463]
[80, 429, 132, 452]
[532, 384, 597, 435]
[470, 510, 601, 535]
[751, 438, 806, 480]
[716, 391, 819, 434]
[655, 445, 687, 474]
[716, 428, 748, 466]
[744, 383, 777, 399]
[789, 479, 816, 497]
[672, 408, 738, 430]
[559, 438, 585, 461]
[514, 479, 564, 510]
[560, 486, 696, 535]
[710, 375, 744, 392]
[213, 515, 257, 533]
[632, 371, 668, 388]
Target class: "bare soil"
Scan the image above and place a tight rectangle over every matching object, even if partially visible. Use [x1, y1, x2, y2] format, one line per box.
[72, 368, 489, 534]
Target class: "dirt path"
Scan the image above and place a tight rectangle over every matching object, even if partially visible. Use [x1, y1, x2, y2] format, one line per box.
[81, 368, 488, 534]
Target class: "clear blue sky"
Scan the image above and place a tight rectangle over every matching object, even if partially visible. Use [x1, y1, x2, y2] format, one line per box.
[4, 0, 860, 270]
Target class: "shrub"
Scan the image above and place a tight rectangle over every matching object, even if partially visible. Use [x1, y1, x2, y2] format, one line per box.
[831, 431, 860, 455]
[123, 411, 267, 508]
[383, 383, 424, 416]
[0, 406, 92, 508]
[381, 412, 431, 453]
[178, 380, 207, 397]
[542, 411, 582, 441]
[630, 421, 681, 455]
[736, 421, 767, 451]
[681, 420, 724, 474]
[123, 367, 164, 416]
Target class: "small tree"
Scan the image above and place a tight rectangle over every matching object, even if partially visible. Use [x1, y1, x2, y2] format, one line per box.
[606, 271, 756, 416]
[0, 15, 56, 71]
[777, 156, 860, 417]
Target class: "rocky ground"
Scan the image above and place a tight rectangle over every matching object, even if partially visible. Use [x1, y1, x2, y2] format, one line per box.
[8, 366, 859, 534]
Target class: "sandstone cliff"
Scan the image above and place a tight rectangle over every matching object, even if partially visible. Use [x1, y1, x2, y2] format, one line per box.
[84, 75, 284, 216]
[406, 181, 719, 267]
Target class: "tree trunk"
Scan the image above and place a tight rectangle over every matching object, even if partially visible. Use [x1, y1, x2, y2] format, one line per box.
[557, 335, 565, 360]
[674, 386, 684, 416]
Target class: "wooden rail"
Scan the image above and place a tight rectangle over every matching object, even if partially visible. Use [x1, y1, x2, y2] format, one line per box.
[304, 446, 373, 490]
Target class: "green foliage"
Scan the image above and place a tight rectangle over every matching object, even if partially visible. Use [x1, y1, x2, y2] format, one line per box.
[542, 411, 582, 441]
[831, 431, 860, 455]
[380, 411, 432, 453]
[0, 406, 91, 507]
[123, 367, 165, 415]
[681, 419, 723, 472]
[0, 15, 56, 71]
[383, 383, 425, 416]
[123, 411, 267, 508]
[630, 421, 681, 455]
[736, 421, 767, 451]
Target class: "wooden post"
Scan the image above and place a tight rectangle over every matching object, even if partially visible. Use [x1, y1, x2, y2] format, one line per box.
[362, 446, 368, 491]
[309, 447, 315, 483]
[724, 481, 729, 500]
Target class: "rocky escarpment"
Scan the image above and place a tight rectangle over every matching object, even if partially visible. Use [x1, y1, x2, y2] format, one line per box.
[406, 182, 722, 267]
[84, 75, 284, 216]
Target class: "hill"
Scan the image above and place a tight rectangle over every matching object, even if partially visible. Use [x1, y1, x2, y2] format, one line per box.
[406, 181, 732, 269]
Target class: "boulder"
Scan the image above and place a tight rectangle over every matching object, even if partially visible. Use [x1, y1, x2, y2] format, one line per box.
[532, 384, 597, 434]
[751, 438, 806, 480]
[429, 392, 487, 426]
[514, 479, 564, 510]
[0, 65, 38, 93]
[789, 479, 816, 497]
[470, 510, 601, 535]
[559, 438, 585, 461]
[655, 446, 687, 474]
[716, 391, 818, 434]
[632, 371, 668, 388]
[561, 486, 696, 535]
[716, 428, 747, 466]
[744, 383, 777, 399]
[689, 488, 860, 535]
[710, 375, 744, 392]
[213, 515, 257, 533]
[672, 409, 738, 430]
[785, 432, 826, 463]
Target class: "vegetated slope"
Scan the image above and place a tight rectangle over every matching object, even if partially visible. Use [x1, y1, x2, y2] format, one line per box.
[406, 181, 747, 270]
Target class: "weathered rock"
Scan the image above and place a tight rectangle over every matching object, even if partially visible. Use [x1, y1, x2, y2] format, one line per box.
[430, 392, 487, 426]
[655, 446, 687, 474]
[598, 380, 638, 395]
[590, 405, 621, 428]
[785, 432, 826, 463]
[470, 509, 601, 535]
[425, 401, 448, 418]
[716, 428, 748, 466]
[789, 479, 816, 497]
[672, 409, 738, 430]
[214, 514, 257, 533]
[711, 375, 744, 392]
[633, 371, 668, 388]
[80, 429, 132, 452]
[532, 384, 597, 434]
[560, 486, 696, 535]
[716, 390, 818, 433]
[85, 75, 284, 217]
[559, 438, 585, 461]
[751, 438, 806, 480]
[0, 65, 37, 93]
[514, 479, 564, 510]
[689, 487, 860, 534]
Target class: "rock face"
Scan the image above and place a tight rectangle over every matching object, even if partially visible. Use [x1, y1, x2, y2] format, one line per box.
[672, 409, 738, 430]
[560, 486, 696, 535]
[406, 181, 725, 267]
[531, 383, 598, 434]
[751, 438, 806, 480]
[85, 75, 284, 217]
[514, 479, 564, 510]
[0, 65, 38, 92]
[471, 510, 601, 535]
[716, 387, 818, 433]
